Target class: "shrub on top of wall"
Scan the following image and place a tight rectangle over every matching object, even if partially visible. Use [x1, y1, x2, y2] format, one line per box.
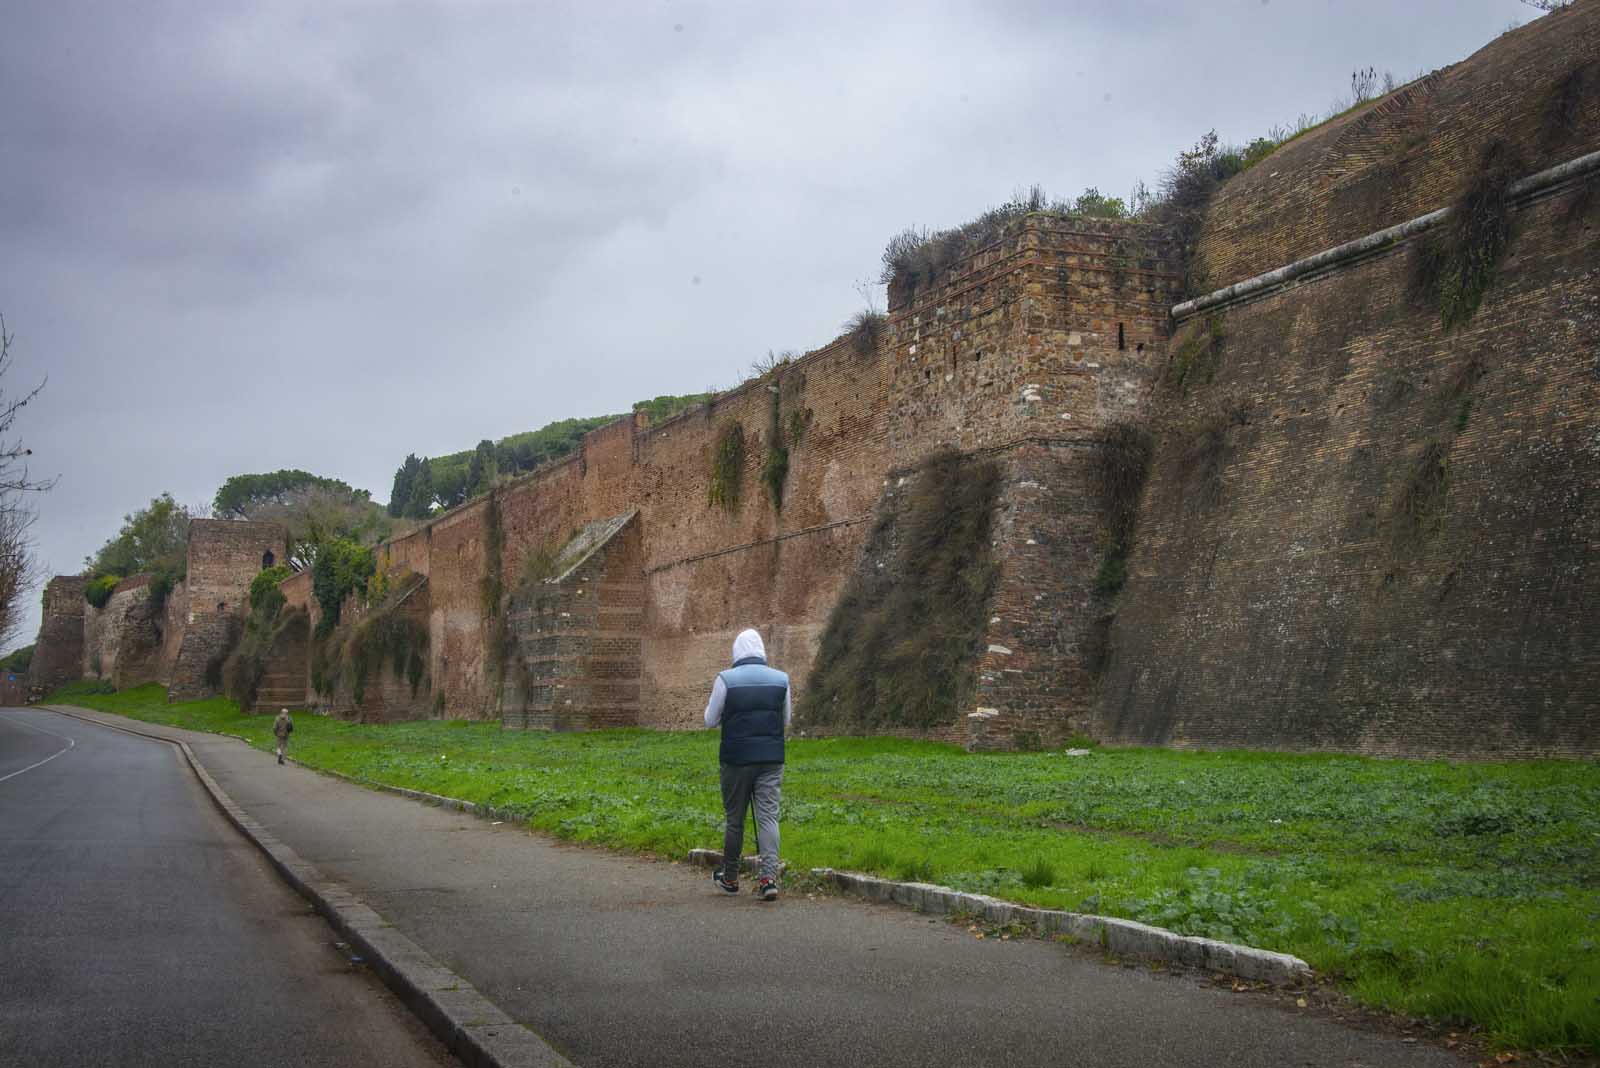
[83, 574, 119, 609]
[801, 450, 1002, 732]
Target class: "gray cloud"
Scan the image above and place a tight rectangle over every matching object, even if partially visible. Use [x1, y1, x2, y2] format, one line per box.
[1, 0, 1535, 649]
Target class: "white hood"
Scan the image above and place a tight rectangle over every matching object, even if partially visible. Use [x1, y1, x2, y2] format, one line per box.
[731, 628, 766, 664]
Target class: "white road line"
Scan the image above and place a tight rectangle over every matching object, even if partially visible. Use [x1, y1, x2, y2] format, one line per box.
[0, 712, 77, 784]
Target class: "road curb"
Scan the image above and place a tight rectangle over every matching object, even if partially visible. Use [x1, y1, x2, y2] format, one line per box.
[42, 706, 576, 1068]
[810, 867, 1312, 986]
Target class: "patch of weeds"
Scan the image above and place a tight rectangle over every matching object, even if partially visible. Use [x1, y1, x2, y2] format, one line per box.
[1407, 140, 1523, 331]
[1094, 555, 1128, 596]
[706, 421, 746, 512]
[786, 407, 812, 445]
[895, 855, 937, 882]
[844, 309, 886, 358]
[1165, 314, 1226, 393]
[1021, 856, 1058, 889]
[800, 450, 1002, 732]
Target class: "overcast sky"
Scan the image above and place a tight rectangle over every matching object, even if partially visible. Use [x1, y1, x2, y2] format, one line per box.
[2, 0, 1541, 652]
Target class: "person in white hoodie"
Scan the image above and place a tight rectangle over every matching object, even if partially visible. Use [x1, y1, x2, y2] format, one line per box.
[703, 628, 791, 901]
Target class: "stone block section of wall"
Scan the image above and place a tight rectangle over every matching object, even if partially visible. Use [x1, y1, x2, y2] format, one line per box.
[82, 575, 165, 690]
[32, 576, 88, 693]
[169, 518, 286, 702]
[503, 512, 643, 730]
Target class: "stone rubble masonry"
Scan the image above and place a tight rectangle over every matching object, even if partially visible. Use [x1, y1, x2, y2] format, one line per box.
[81, 575, 164, 690]
[168, 519, 288, 702]
[32, 576, 88, 693]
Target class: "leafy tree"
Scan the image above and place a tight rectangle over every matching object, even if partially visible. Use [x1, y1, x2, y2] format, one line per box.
[85, 493, 191, 579]
[0, 643, 32, 673]
[1071, 187, 1127, 219]
[311, 537, 375, 636]
[632, 393, 714, 424]
[467, 439, 498, 497]
[389, 454, 422, 518]
[405, 459, 435, 520]
[214, 469, 361, 518]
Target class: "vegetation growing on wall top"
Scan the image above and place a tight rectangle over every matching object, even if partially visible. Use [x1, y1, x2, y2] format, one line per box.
[311, 537, 375, 638]
[707, 422, 746, 512]
[844, 309, 886, 358]
[387, 394, 711, 520]
[801, 450, 1001, 732]
[83, 492, 190, 612]
[84, 574, 119, 609]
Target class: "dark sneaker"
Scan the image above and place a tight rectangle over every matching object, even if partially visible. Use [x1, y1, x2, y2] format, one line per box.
[713, 870, 739, 894]
[758, 877, 778, 902]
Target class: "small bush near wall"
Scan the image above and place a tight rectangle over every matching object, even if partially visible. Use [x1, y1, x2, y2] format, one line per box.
[84, 574, 119, 609]
[801, 450, 1002, 732]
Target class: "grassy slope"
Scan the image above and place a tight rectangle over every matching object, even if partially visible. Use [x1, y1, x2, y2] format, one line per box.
[50, 681, 1599, 1054]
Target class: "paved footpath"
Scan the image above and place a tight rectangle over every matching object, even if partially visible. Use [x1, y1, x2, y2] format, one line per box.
[43, 705, 1461, 1068]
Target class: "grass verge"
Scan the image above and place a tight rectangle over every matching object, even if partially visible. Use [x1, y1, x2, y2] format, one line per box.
[47, 681, 1600, 1055]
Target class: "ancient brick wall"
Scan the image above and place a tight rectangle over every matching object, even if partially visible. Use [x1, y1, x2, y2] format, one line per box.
[503, 513, 643, 730]
[1197, 3, 1599, 292]
[168, 518, 286, 701]
[314, 576, 431, 722]
[81, 575, 164, 690]
[33, 576, 87, 693]
[1098, 180, 1600, 758]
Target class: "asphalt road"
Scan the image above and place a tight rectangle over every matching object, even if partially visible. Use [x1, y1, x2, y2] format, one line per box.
[0, 707, 457, 1068]
[64, 706, 1465, 1068]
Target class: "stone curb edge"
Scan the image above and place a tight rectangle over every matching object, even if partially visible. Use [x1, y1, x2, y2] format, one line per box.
[809, 867, 1312, 986]
[42, 706, 576, 1068]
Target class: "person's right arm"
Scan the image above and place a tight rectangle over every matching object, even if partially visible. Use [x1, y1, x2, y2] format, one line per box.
[703, 675, 727, 728]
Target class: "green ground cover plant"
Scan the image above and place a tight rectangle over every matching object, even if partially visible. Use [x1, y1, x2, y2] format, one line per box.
[51, 683, 1600, 1055]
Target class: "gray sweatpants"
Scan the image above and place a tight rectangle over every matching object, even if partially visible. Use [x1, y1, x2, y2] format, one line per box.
[720, 762, 783, 881]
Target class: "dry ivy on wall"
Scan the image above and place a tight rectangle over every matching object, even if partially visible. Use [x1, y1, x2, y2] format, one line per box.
[707, 421, 746, 511]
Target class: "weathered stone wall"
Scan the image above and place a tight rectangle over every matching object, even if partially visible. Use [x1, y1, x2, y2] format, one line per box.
[1098, 132, 1600, 754]
[313, 576, 432, 722]
[168, 518, 286, 701]
[32, 576, 87, 693]
[82, 575, 164, 690]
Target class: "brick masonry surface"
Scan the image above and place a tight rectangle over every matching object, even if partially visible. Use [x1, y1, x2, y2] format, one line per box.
[32, 576, 88, 694]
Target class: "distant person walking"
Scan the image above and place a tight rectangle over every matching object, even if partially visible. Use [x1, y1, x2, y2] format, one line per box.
[704, 628, 790, 902]
[273, 708, 293, 766]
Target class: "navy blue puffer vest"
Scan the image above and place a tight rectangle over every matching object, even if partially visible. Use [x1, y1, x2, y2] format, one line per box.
[718, 656, 788, 765]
